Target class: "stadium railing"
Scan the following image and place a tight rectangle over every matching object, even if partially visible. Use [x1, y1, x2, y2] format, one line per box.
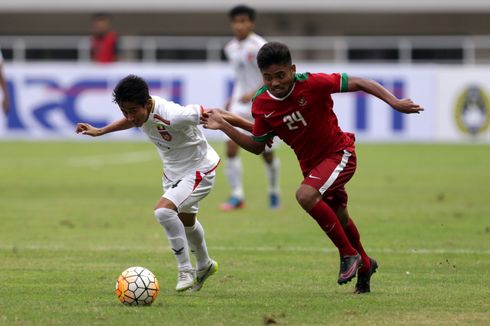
[2, 35, 490, 64]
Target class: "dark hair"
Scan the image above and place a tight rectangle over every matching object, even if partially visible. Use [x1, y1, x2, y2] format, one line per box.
[257, 42, 292, 70]
[112, 75, 150, 106]
[229, 5, 256, 21]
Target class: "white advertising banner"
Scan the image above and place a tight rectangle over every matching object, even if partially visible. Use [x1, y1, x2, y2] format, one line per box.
[436, 67, 490, 142]
[0, 62, 488, 142]
[0, 63, 233, 140]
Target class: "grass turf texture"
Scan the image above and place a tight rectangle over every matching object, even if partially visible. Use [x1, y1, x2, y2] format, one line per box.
[0, 141, 489, 325]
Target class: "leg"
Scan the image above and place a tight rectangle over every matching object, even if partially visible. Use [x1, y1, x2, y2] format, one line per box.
[333, 205, 378, 293]
[335, 206, 371, 272]
[296, 184, 360, 285]
[220, 140, 244, 211]
[154, 197, 194, 291]
[180, 212, 210, 270]
[299, 150, 362, 284]
[262, 150, 280, 209]
[296, 184, 356, 257]
[178, 171, 219, 291]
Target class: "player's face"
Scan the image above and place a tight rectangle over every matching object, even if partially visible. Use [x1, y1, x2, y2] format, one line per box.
[120, 100, 151, 127]
[261, 64, 296, 98]
[230, 15, 254, 40]
[92, 17, 111, 36]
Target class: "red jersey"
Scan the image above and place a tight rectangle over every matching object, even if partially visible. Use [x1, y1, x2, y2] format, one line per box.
[252, 72, 355, 174]
[91, 31, 118, 63]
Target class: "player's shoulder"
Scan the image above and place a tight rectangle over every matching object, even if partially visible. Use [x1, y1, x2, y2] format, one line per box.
[152, 95, 167, 109]
[224, 38, 239, 52]
[299, 72, 343, 87]
[152, 96, 179, 115]
[248, 33, 267, 46]
[295, 72, 311, 82]
[252, 85, 269, 102]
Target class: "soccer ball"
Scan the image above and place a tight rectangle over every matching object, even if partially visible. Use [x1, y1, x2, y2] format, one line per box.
[115, 266, 160, 306]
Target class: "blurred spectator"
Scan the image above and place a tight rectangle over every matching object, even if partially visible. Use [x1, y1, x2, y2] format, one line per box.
[0, 49, 9, 115]
[90, 13, 118, 63]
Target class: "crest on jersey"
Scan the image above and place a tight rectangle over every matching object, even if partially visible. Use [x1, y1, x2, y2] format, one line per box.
[157, 124, 172, 141]
[454, 85, 490, 136]
[298, 97, 307, 107]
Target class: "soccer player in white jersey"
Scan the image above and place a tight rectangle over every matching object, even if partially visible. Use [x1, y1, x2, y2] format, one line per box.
[0, 49, 9, 115]
[222, 5, 281, 211]
[75, 75, 219, 292]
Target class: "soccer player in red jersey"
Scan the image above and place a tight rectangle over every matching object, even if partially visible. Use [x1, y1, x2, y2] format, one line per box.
[203, 42, 423, 293]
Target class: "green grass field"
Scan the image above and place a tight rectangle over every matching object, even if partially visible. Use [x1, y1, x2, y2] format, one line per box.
[1, 141, 489, 325]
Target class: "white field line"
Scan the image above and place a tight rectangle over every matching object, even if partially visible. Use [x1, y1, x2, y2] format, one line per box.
[1, 244, 489, 255]
[68, 150, 157, 167]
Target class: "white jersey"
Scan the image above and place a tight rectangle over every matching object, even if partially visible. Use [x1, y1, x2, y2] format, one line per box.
[224, 33, 266, 119]
[140, 96, 220, 180]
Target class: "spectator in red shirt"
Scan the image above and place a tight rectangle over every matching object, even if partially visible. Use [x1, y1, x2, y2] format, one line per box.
[90, 13, 118, 63]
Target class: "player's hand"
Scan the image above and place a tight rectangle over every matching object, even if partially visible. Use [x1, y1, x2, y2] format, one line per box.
[239, 93, 253, 104]
[75, 122, 102, 137]
[392, 98, 424, 114]
[200, 109, 210, 123]
[202, 109, 226, 130]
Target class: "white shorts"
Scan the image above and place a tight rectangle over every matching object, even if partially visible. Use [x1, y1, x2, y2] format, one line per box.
[162, 169, 216, 214]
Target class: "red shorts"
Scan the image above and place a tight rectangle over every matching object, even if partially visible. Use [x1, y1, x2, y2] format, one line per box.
[301, 149, 357, 210]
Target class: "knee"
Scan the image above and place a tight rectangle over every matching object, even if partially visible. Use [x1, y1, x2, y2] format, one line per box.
[295, 186, 320, 211]
[154, 207, 177, 225]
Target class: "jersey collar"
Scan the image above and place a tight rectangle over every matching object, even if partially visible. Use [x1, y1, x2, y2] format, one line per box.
[266, 82, 296, 101]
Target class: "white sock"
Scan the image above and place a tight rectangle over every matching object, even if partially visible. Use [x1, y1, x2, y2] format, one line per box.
[154, 207, 192, 271]
[185, 220, 211, 271]
[265, 157, 280, 195]
[226, 156, 244, 199]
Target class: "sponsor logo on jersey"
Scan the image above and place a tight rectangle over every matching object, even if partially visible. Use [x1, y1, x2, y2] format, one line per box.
[157, 124, 172, 141]
[308, 174, 321, 180]
[454, 85, 490, 136]
[264, 111, 276, 118]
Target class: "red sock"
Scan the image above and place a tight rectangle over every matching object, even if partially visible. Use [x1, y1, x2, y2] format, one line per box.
[309, 200, 357, 256]
[344, 218, 371, 273]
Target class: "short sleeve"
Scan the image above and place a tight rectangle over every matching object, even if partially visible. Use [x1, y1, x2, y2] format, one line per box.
[251, 102, 275, 142]
[310, 72, 348, 94]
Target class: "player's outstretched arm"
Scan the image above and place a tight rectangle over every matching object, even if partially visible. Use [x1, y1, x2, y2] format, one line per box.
[348, 76, 424, 114]
[203, 109, 265, 154]
[75, 118, 133, 137]
[205, 109, 254, 133]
